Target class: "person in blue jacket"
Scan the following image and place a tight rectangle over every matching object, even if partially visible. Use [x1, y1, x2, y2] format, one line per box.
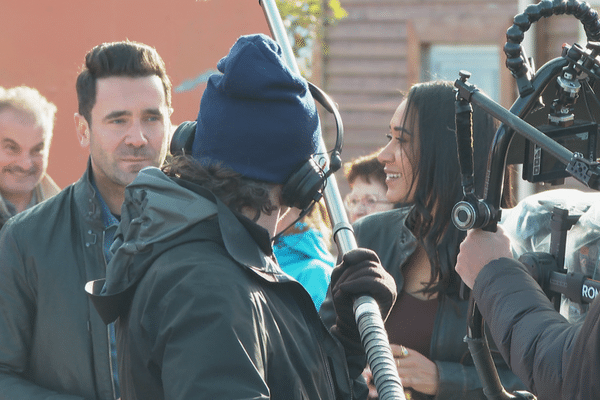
[274, 200, 335, 310]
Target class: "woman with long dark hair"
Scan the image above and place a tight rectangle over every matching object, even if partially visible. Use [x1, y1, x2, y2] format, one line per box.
[322, 80, 523, 399]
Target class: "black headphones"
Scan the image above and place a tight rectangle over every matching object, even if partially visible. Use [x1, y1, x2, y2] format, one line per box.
[170, 81, 344, 211]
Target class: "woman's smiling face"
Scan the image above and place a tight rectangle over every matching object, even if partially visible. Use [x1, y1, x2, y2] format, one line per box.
[377, 100, 418, 204]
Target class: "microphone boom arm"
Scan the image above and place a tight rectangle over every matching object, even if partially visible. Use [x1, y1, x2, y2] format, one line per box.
[258, 1, 406, 398]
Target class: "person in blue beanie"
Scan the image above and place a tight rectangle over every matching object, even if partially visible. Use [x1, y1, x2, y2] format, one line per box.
[86, 33, 396, 400]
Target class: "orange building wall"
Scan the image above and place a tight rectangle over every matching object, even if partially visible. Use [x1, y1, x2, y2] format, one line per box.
[0, 0, 270, 188]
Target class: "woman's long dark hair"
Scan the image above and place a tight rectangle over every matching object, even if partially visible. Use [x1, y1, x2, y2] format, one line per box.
[401, 81, 504, 295]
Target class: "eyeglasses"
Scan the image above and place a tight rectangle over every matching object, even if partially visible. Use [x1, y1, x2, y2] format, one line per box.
[344, 194, 389, 211]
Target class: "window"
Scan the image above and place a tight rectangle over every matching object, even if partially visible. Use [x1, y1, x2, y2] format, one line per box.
[421, 45, 501, 102]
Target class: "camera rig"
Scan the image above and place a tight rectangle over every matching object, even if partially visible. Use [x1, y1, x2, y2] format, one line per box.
[452, 1, 600, 399]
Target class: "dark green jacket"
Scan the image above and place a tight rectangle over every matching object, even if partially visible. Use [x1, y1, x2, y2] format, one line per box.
[88, 167, 366, 400]
[321, 208, 525, 399]
[0, 163, 117, 399]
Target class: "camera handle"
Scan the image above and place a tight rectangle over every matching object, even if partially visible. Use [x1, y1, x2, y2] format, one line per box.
[453, 74, 538, 400]
[519, 206, 579, 310]
[453, 71, 497, 232]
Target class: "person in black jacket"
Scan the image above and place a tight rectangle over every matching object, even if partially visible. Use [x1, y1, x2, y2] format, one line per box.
[0, 41, 173, 399]
[456, 226, 600, 399]
[87, 33, 397, 400]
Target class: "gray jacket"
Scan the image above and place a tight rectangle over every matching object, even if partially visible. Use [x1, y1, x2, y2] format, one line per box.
[472, 257, 600, 399]
[0, 162, 117, 399]
[88, 167, 366, 400]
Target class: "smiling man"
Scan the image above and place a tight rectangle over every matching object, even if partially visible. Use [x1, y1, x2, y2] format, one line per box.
[0, 86, 60, 228]
[0, 41, 172, 400]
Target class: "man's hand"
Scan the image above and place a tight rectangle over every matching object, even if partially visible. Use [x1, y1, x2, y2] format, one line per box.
[455, 226, 513, 289]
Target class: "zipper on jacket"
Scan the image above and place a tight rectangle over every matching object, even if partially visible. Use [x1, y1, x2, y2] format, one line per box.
[106, 324, 119, 400]
[315, 305, 358, 399]
[316, 330, 337, 399]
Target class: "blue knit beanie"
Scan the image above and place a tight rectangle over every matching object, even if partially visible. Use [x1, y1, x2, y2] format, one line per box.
[191, 34, 321, 184]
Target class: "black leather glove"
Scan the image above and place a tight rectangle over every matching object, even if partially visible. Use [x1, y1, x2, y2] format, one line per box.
[330, 248, 397, 355]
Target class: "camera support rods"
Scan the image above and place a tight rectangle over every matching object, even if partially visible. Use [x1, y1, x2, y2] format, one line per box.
[453, 72, 599, 231]
[259, 1, 405, 399]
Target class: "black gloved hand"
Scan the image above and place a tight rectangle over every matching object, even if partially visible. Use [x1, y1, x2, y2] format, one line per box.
[330, 248, 397, 355]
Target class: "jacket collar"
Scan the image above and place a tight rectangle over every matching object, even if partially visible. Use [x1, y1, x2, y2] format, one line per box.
[175, 178, 278, 274]
[87, 167, 287, 324]
[353, 207, 417, 291]
[73, 158, 105, 228]
[36, 173, 61, 200]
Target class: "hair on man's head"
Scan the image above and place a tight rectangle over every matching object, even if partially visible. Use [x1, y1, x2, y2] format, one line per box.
[0, 86, 57, 143]
[76, 40, 172, 126]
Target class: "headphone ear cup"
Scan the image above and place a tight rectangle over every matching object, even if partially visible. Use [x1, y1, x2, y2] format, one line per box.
[281, 158, 325, 209]
[170, 121, 197, 156]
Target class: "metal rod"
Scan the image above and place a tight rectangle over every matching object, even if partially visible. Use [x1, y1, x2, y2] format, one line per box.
[258, 1, 405, 398]
[468, 90, 573, 165]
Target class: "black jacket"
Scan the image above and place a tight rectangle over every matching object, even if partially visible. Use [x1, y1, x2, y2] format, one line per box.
[322, 208, 525, 399]
[88, 167, 366, 400]
[473, 257, 600, 399]
[0, 162, 117, 399]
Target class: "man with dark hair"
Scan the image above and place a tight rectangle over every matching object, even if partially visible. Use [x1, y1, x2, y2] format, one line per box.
[74, 40, 173, 214]
[0, 40, 172, 399]
[0, 86, 60, 228]
[87, 34, 396, 399]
